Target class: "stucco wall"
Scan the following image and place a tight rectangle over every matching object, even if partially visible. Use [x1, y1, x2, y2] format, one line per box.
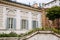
[0, 4, 42, 34]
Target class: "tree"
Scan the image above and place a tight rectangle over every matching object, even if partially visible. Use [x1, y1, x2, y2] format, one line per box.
[46, 6, 60, 29]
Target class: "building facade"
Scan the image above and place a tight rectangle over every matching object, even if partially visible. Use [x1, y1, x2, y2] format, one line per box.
[43, 0, 60, 8]
[0, 0, 42, 34]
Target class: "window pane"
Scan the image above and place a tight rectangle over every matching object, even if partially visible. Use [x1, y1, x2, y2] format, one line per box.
[6, 18, 10, 29]
[32, 21, 36, 29]
[32, 21, 38, 29]
[11, 18, 13, 28]
[26, 21, 28, 29]
[36, 21, 38, 27]
[8, 18, 10, 28]
[6, 18, 16, 29]
[21, 20, 28, 30]
[13, 18, 16, 29]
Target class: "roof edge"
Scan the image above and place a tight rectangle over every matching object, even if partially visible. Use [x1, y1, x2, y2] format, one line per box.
[0, 0, 41, 12]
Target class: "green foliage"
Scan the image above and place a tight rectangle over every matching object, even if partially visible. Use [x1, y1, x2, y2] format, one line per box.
[52, 28, 60, 34]
[19, 28, 48, 37]
[8, 32, 18, 37]
[0, 33, 9, 37]
[18, 33, 25, 37]
[18, 28, 44, 37]
[46, 6, 60, 21]
[0, 32, 18, 37]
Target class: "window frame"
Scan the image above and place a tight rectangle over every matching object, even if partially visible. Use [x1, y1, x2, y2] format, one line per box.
[21, 19, 28, 30]
[6, 17, 16, 30]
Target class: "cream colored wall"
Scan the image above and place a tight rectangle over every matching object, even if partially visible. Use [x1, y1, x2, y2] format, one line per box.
[0, 4, 42, 33]
[0, 6, 4, 29]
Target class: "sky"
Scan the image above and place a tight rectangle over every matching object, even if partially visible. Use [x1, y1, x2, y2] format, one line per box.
[17, 0, 53, 5]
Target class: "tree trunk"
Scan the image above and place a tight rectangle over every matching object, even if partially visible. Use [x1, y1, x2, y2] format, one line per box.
[48, 20, 52, 27]
[56, 18, 60, 29]
[52, 20, 55, 28]
[48, 20, 54, 30]
[59, 18, 60, 29]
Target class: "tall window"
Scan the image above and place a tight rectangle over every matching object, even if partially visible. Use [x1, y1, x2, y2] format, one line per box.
[6, 18, 16, 30]
[59, 3, 60, 5]
[21, 19, 28, 30]
[32, 21, 38, 29]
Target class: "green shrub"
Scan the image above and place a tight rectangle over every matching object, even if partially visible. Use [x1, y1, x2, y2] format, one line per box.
[21, 28, 44, 36]
[18, 33, 25, 37]
[0, 33, 8, 37]
[8, 32, 18, 37]
[0, 32, 18, 37]
[52, 28, 60, 34]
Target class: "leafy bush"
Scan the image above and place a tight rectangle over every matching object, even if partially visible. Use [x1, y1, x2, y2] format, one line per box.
[0, 32, 18, 37]
[8, 32, 18, 37]
[20, 28, 45, 36]
[18, 33, 25, 37]
[0, 33, 8, 37]
[52, 28, 60, 34]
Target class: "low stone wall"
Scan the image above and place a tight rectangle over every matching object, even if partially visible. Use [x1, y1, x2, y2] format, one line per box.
[21, 31, 60, 40]
[0, 37, 19, 40]
[26, 34, 60, 40]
